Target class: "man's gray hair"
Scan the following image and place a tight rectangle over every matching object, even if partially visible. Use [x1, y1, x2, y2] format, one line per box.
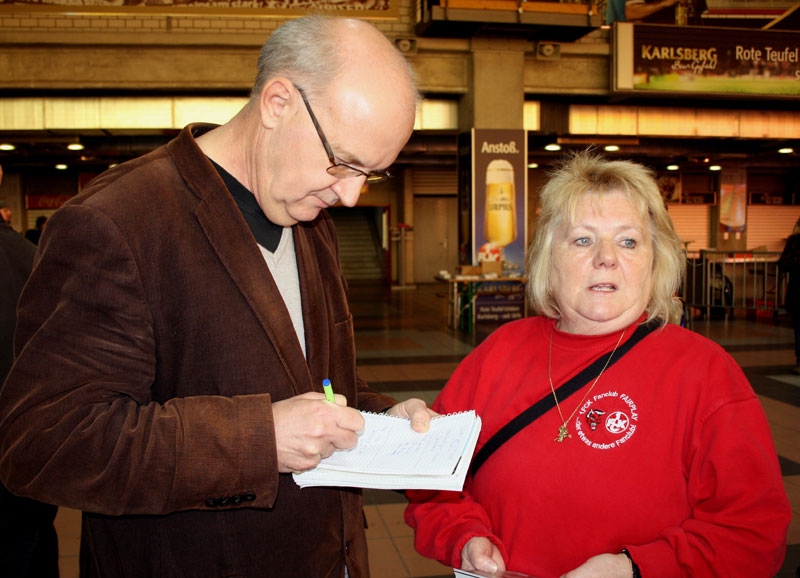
[251, 15, 419, 104]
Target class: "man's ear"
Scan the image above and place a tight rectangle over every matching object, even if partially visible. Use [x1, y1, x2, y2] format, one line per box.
[259, 78, 294, 129]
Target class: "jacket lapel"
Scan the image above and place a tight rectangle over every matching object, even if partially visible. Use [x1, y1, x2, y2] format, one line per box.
[168, 124, 312, 395]
[293, 221, 330, 387]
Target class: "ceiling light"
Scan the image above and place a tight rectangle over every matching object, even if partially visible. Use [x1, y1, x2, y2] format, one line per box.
[55, 164, 68, 170]
[0, 143, 15, 151]
[527, 163, 539, 169]
[604, 145, 620, 152]
[544, 144, 561, 151]
[558, 137, 639, 146]
[666, 164, 680, 171]
[67, 143, 84, 151]
[778, 147, 793, 154]
[709, 165, 722, 171]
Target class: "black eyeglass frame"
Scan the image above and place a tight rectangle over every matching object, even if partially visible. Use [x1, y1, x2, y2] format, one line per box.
[295, 86, 392, 184]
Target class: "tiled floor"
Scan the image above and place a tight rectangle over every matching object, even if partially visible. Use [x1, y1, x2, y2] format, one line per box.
[54, 282, 799, 578]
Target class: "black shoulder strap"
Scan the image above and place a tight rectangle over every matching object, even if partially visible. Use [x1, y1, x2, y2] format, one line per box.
[469, 320, 659, 478]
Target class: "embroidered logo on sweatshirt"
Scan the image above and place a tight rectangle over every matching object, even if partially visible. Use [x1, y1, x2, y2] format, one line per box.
[574, 390, 639, 450]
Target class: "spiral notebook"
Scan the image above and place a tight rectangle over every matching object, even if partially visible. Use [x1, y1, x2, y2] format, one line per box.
[292, 410, 481, 491]
[454, 570, 538, 578]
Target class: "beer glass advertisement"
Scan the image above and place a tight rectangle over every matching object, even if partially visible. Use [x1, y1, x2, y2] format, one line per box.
[471, 128, 527, 276]
[719, 168, 747, 238]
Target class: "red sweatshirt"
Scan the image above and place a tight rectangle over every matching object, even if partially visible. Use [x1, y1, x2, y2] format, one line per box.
[405, 316, 790, 578]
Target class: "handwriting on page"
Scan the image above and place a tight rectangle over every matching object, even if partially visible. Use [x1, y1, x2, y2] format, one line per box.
[321, 412, 475, 476]
[292, 410, 481, 490]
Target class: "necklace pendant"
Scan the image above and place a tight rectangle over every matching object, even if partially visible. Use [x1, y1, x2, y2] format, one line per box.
[555, 424, 571, 443]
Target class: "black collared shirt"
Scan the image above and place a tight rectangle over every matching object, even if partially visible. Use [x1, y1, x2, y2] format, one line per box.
[209, 158, 283, 252]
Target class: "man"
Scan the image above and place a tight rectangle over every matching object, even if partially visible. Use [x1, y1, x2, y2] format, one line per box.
[0, 16, 431, 578]
[0, 164, 59, 578]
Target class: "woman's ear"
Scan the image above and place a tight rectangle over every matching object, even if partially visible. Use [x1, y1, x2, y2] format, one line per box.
[258, 78, 294, 129]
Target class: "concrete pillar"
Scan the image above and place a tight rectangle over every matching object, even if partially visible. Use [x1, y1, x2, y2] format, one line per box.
[455, 38, 528, 269]
[459, 37, 527, 131]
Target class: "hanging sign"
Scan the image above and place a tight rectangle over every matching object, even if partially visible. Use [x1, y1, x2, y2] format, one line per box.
[613, 23, 800, 96]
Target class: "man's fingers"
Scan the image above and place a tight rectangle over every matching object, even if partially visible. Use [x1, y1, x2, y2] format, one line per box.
[328, 429, 360, 452]
[331, 404, 365, 433]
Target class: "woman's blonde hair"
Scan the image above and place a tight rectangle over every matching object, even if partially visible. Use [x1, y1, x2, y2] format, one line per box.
[527, 150, 685, 326]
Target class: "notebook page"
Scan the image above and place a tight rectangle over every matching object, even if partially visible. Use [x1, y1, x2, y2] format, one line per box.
[319, 411, 477, 476]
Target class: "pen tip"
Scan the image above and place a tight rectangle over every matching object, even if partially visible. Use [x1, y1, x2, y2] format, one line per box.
[322, 379, 331, 386]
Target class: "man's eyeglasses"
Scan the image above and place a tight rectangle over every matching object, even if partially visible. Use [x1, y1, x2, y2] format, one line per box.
[296, 86, 391, 184]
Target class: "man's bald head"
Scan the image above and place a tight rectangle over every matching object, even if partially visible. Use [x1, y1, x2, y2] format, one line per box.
[251, 15, 419, 119]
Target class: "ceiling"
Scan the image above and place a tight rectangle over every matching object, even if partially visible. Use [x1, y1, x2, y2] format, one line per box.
[404, 132, 800, 171]
[1, 3, 797, 177]
[1, 129, 797, 179]
[0, 131, 179, 174]
[413, 0, 800, 42]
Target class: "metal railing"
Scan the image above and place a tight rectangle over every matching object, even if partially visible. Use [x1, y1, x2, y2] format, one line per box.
[683, 250, 785, 319]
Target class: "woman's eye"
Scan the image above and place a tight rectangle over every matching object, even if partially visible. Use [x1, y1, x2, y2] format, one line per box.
[574, 237, 590, 246]
[621, 238, 637, 248]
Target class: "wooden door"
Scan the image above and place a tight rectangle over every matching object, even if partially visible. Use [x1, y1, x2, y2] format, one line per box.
[413, 196, 458, 283]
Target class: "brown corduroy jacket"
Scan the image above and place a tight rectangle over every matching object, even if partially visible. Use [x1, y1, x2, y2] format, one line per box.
[0, 124, 395, 578]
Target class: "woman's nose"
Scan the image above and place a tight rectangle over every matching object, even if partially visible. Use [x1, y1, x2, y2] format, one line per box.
[593, 239, 618, 268]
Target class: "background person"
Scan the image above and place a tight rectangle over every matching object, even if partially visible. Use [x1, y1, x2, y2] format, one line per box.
[605, 0, 705, 24]
[405, 151, 790, 578]
[24, 215, 47, 245]
[0, 163, 59, 578]
[0, 199, 11, 224]
[0, 15, 432, 578]
[778, 217, 800, 374]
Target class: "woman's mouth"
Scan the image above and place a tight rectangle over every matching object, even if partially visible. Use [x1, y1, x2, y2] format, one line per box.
[590, 283, 617, 292]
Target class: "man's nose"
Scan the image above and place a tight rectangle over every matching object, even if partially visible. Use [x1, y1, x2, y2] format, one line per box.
[332, 176, 366, 207]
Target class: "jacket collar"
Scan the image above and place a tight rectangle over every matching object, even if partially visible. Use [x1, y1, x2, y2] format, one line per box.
[166, 124, 316, 394]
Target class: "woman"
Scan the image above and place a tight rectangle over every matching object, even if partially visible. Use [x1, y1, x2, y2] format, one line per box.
[405, 152, 790, 578]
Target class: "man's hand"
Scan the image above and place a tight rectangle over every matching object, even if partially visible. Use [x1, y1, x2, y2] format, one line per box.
[385, 398, 437, 432]
[272, 392, 365, 473]
[559, 553, 633, 578]
[461, 536, 506, 574]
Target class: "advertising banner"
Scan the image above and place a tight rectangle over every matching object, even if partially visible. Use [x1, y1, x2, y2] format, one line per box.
[471, 128, 528, 276]
[719, 168, 747, 241]
[475, 284, 526, 324]
[473, 281, 526, 342]
[614, 23, 800, 96]
[25, 194, 73, 210]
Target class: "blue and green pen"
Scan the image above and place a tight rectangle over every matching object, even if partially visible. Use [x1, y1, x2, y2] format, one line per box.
[322, 379, 335, 403]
